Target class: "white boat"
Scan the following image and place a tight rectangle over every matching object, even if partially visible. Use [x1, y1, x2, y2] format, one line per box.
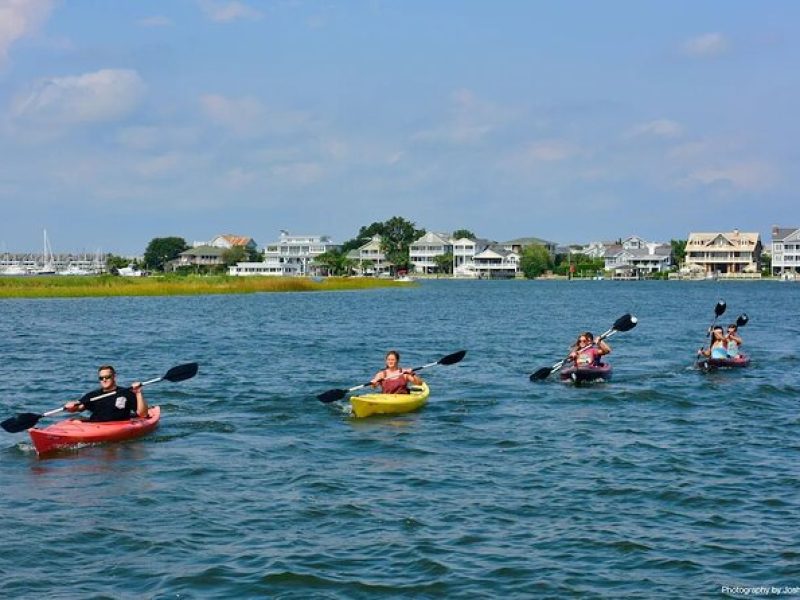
[118, 265, 143, 277]
[33, 230, 57, 275]
[395, 275, 414, 282]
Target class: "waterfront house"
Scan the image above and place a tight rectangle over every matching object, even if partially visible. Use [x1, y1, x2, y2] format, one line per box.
[603, 238, 672, 278]
[175, 245, 227, 269]
[409, 232, 453, 274]
[685, 230, 762, 277]
[263, 230, 340, 276]
[228, 257, 299, 276]
[771, 226, 800, 278]
[452, 237, 493, 278]
[473, 246, 520, 279]
[498, 237, 557, 258]
[207, 234, 258, 252]
[348, 235, 391, 276]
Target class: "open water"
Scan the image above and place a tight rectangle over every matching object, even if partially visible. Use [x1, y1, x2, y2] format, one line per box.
[1, 280, 799, 599]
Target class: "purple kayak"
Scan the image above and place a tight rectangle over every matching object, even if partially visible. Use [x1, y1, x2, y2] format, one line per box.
[559, 362, 613, 383]
[697, 354, 750, 371]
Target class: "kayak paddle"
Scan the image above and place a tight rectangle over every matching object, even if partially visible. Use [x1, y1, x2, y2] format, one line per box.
[317, 350, 467, 404]
[736, 313, 749, 328]
[696, 300, 727, 357]
[1, 362, 199, 434]
[529, 314, 638, 382]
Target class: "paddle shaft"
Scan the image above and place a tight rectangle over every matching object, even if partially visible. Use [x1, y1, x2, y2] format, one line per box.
[43, 375, 165, 419]
[548, 326, 619, 374]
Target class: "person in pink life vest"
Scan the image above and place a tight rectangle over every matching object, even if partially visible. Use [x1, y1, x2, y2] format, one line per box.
[370, 350, 423, 394]
[568, 331, 611, 367]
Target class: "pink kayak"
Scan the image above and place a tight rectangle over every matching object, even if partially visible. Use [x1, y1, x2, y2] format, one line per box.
[697, 354, 750, 371]
[559, 362, 613, 383]
[28, 406, 160, 456]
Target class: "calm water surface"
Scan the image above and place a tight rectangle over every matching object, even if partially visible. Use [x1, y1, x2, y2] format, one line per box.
[1, 281, 799, 599]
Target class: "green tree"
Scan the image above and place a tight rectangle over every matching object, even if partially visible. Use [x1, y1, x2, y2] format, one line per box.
[433, 252, 454, 276]
[314, 249, 355, 276]
[105, 254, 130, 272]
[143, 237, 188, 272]
[520, 244, 553, 279]
[761, 252, 772, 276]
[380, 216, 425, 273]
[222, 246, 248, 267]
[451, 229, 476, 240]
[341, 221, 386, 253]
[670, 239, 687, 267]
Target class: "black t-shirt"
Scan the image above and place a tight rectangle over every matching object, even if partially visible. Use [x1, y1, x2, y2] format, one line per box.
[79, 387, 138, 422]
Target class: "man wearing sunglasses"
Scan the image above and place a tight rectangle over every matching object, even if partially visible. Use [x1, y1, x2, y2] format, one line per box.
[64, 365, 147, 422]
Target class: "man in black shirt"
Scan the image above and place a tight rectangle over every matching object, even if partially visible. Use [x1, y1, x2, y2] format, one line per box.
[65, 365, 148, 422]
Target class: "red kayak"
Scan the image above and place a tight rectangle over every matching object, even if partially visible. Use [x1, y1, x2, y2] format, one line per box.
[28, 406, 161, 456]
[559, 362, 613, 383]
[697, 354, 750, 371]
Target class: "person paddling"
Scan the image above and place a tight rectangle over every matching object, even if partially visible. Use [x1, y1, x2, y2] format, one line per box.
[698, 326, 728, 360]
[370, 350, 423, 394]
[64, 365, 148, 422]
[725, 323, 743, 358]
[568, 331, 611, 367]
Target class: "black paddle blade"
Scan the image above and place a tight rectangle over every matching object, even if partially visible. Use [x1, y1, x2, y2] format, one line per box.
[737, 313, 749, 327]
[1, 412, 44, 433]
[715, 300, 726, 317]
[438, 350, 467, 366]
[530, 367, 553, 382]
[163, 362, 199, 382]
[612, 314, 638, 332]
[317, 389, 347, 404]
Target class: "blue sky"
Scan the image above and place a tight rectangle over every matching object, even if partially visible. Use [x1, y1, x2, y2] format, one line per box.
[1, 1, 798, 254]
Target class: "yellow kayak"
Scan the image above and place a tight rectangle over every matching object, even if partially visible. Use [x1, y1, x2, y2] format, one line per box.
[350, 382, 430, 418]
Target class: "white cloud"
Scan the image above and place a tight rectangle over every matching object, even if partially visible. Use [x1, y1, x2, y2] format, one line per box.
[199, 93, 313, 138]
[138, 15, 172, 27]
[0, 0, 54, 67]
[520, 139, 578, 162]
[412, 89, 516, 145]
[200, 94, 265, 136]
[684, 162, 777, 191]
[12, 69, 146, 127]
[628, 119, 683, 139]
[116, 126, 200, 150]
[681, 33, 729, 58]
[198, 1, 262, 23]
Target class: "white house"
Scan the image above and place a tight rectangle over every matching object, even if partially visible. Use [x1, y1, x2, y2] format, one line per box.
[409, 232, 453, 274]
[603, 240, 672, 277]
[228, 257, 299, 276]
[263, 230, 340, 276]
[473, 247, 520, 279]
[771, 226, 800, 277]
[348, 235, 391, 276]
[203, 234, 258, 251]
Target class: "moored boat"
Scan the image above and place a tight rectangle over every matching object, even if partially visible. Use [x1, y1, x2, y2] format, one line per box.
[28, 406, 161, 456]
[350, 382, 430, 418]
[559, 362, 613, 383]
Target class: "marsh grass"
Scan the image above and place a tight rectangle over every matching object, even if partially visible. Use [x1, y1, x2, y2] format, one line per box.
[0, 275, 410, 298]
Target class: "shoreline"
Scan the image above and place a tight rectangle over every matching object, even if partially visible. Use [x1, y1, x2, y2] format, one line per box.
[0, 275, 411, 299]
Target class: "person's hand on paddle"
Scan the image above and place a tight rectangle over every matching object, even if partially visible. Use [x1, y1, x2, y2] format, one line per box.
[64, 401, 83, 413]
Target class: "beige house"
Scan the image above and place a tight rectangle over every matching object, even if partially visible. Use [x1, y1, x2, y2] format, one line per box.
[685, 230, 762, 276]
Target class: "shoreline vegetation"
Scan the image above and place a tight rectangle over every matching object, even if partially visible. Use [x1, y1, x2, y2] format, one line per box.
[0, 275, 411, 299]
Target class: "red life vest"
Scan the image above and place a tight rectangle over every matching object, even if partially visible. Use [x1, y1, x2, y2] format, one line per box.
[379, 371, 410, 394]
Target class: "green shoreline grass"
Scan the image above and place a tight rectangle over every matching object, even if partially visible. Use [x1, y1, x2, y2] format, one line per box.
[0, 275, 411, 298]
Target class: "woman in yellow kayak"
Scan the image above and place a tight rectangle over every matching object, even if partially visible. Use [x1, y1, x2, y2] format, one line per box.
[370, 350, 423, 394]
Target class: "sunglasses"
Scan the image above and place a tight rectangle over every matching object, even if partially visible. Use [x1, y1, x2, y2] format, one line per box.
[98, 375, 115, 381]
